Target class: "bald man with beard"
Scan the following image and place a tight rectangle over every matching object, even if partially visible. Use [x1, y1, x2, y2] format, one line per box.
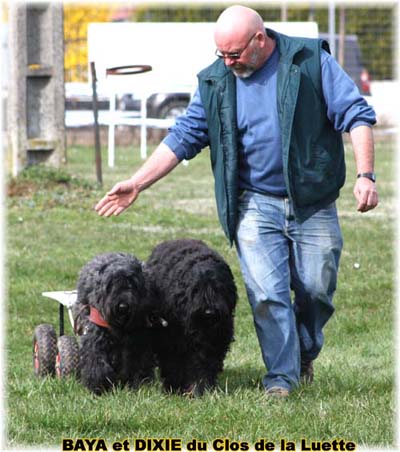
[96, 5, 378, 398]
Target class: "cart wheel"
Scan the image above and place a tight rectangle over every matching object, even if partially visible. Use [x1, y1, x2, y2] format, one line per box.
[33, 324, 57, 377]
[56, 336, 79, 378]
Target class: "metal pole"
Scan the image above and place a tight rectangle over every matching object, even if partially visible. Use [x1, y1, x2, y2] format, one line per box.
[328, 0, 336, 58]
[59, 304, 64, 337]
[108, 89, 116, 168]
[281, 1, 288, 21]
[338, 6, 346, 67]
[90, 61, 103, 186]
[140, 91, 147, 160]
[308, 1, 315, 21]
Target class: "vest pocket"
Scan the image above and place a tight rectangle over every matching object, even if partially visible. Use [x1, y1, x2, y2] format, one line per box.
[292, 144, 344, 207]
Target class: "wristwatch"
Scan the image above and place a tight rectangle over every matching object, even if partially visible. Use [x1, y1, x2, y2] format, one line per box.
[357, 172, 376, 183]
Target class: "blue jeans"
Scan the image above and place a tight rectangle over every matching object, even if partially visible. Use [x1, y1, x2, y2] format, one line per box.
[235, 191, 343, 391]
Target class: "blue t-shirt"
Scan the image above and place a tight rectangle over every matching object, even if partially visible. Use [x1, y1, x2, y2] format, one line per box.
[235, 46, 285, 195]
[163, 47, 376, 197]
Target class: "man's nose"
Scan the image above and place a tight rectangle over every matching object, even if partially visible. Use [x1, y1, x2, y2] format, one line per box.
[224, 56, 237, 66]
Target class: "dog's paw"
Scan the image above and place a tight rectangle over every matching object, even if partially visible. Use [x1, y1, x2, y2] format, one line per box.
[80, 361, 117, 395]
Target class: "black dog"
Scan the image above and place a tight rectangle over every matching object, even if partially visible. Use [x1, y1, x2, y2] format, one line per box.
[74, 252, 157, 395]
[145, 239, 237, 396]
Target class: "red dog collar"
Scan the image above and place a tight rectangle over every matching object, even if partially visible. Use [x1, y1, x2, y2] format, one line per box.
[89, 306, 110, 329]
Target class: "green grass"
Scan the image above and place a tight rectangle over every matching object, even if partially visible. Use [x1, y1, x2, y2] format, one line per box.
[6, 139, 395, 449]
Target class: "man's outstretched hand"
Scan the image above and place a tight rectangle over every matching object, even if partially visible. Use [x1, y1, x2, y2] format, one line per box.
[95, 179, 139, 217]
[95, 143, 181, 217]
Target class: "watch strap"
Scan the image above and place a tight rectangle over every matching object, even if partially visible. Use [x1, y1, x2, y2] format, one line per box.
[357, 172, 376, 182]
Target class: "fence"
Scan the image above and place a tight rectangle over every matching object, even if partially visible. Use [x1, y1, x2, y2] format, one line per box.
[63, 4, 396, 83]
[62, 3, 397, 151]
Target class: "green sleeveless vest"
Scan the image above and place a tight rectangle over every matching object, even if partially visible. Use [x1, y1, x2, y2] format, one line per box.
[198, 30, 345, 243]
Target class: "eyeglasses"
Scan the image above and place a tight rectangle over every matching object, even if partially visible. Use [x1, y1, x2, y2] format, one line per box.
[215, 32, 258, 60]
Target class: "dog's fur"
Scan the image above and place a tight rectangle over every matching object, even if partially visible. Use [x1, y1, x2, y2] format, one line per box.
[74, 252, 156, 395]
[146, 239, 237, 396]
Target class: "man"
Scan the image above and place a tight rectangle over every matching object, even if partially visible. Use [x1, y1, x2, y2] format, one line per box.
[95, 5, 378, 398]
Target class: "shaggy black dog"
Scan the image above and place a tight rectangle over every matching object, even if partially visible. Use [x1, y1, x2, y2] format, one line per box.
[73, 252, 157, 395]
[146, 239, 237, 396]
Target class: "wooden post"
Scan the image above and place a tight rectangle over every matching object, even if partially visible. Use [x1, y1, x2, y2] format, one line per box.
[90, 61, 103, 186]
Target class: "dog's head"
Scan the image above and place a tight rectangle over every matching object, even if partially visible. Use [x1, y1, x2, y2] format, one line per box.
[186, 263, 237, 331]
[102, 265, 148, 332]
[80, 254, 150, 334]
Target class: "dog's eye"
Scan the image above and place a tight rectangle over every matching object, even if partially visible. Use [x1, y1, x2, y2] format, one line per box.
[117, 302, 129, 314]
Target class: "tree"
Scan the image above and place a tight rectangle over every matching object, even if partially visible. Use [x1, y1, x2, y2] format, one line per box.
[63, 4, 119, 82]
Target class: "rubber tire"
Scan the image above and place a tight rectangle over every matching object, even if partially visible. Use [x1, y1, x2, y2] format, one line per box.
[56, 335, 80, 378]
[157, 99, 188, 120]
[33, 324, 57, 377]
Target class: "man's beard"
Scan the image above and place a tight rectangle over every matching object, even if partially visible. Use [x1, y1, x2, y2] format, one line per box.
[231, 65, 256, 79]
[229, 49, 259, 79]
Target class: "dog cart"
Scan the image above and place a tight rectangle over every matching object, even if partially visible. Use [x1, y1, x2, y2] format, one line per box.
[33, 291, 80, 378]
[33, 64, 154, 380]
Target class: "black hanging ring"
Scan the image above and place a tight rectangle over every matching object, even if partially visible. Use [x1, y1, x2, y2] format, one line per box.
[106, 65, 152, 76]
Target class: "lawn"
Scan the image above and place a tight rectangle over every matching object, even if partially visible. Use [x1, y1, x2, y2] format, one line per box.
[5, 137, 395, 450]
